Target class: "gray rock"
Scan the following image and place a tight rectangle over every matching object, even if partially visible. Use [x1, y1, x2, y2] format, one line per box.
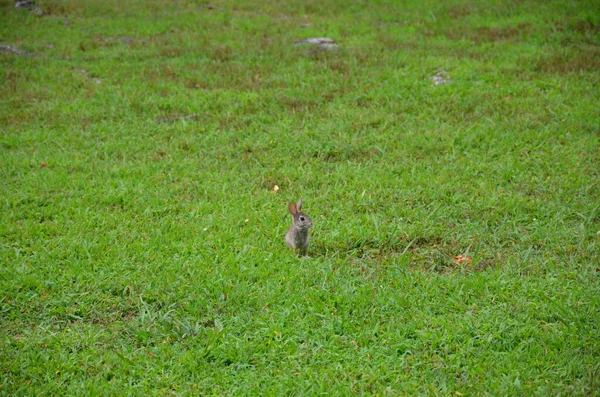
[431, 70, 451, 85]
[15, 0, 35, 9]
[0, 45, 31, 56]
[295, 37, 339, 51]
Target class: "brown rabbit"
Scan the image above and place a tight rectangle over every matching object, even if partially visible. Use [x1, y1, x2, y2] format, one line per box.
[285, 198, 313, 257]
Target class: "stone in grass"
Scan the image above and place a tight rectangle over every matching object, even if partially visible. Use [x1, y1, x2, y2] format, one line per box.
[0, 45, 31, 56]
[295, 37, 339, 52]
[431, 70, 452, 85]
[15, 0, 44, 16]
[15, 0, 35, 9]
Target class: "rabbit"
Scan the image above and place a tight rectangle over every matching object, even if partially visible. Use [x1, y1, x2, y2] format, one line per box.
[285, 198, 313, 257]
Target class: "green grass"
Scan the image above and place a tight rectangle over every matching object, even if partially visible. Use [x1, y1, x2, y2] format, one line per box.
[1, 0, 599, 394]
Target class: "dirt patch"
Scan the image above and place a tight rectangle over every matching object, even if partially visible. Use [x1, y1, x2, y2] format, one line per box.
[311, 145, 380, 163]
[446, 23, 532, 43]
[534, 47, 600, 74]
[446, 4, 475, 19]
[155, 114, 199, 123]
[555, 19, 600, 36]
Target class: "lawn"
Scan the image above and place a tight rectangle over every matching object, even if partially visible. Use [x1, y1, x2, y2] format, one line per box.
[1, 0, 599, 394]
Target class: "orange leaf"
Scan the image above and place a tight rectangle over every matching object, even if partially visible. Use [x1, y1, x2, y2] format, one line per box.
[453, 255, 473, 265]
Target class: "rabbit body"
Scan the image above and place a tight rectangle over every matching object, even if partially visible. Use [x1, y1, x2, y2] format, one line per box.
[285, 198, 313, 257]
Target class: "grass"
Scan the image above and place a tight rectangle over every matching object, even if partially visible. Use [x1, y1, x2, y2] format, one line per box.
[1, 0, 599, 394]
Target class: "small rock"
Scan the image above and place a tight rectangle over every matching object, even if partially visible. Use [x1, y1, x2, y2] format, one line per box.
[0, 45, 31, 56]
[295, 37, 339, 51]
[431, 70, 451, 85]
[15, 0, 35, 9]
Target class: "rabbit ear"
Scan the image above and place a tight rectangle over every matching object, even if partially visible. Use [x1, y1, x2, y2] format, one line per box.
[288, 202, 297, 215]
[296, 198, 303, 211]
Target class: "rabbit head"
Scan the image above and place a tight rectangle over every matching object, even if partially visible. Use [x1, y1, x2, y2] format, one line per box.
[288, 198, 313, 231]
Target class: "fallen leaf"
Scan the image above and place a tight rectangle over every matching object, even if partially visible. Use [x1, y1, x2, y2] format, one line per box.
[453, 255, 472, 265]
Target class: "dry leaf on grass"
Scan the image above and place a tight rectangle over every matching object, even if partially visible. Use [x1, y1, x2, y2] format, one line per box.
[453, 255, 473, 265]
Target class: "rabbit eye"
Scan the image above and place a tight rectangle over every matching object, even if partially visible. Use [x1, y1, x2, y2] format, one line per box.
[300, 216, 305, 221]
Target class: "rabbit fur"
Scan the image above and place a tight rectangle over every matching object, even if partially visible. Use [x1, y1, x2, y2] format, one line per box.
[285, 198, 313, 257]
